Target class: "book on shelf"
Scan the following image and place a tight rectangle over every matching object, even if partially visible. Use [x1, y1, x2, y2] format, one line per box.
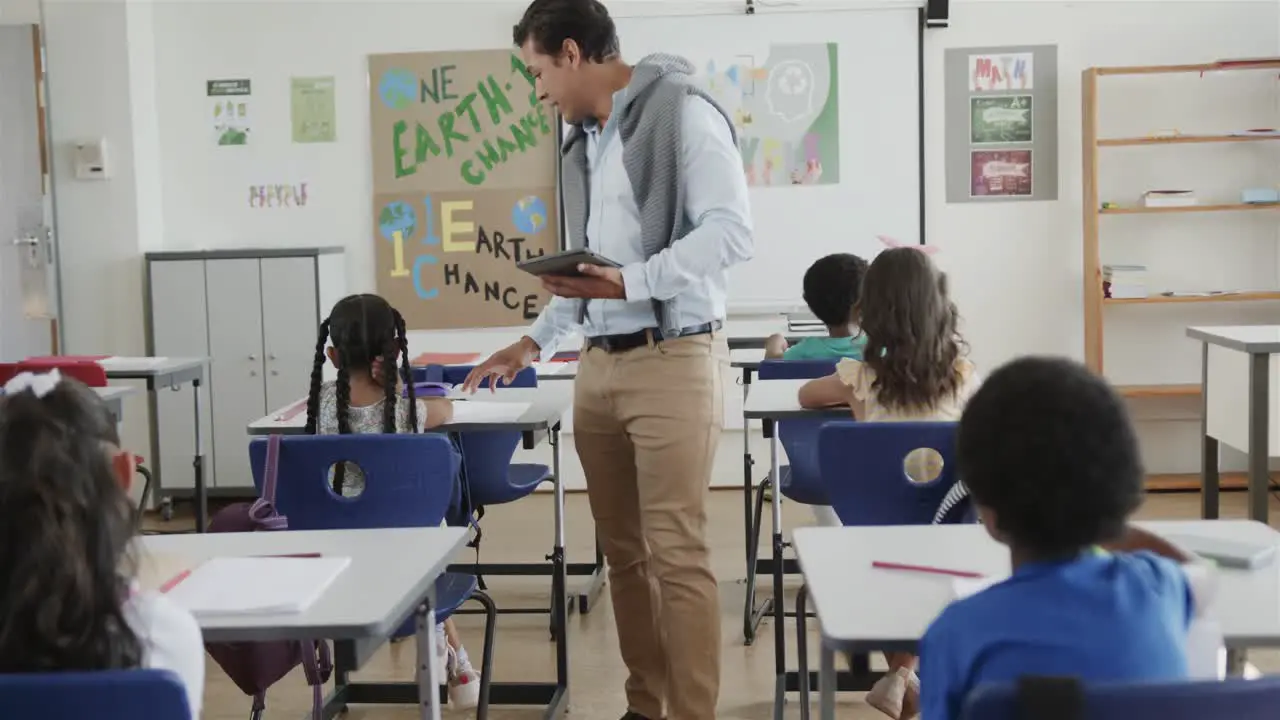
[1142, 190, 1197, 208]
[1102, 265, 1148, 299]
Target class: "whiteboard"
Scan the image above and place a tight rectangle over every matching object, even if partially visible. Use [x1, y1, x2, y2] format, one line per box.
[613, 9, 922, 306]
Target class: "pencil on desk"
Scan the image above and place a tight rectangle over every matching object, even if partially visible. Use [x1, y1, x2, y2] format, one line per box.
[872, 560, 984, 579]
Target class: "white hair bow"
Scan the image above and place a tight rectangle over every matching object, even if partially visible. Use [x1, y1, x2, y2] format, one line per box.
[2, 369, 62, 398]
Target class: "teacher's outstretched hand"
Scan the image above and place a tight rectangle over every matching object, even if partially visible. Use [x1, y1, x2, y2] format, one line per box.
[461, 337, 539, 394]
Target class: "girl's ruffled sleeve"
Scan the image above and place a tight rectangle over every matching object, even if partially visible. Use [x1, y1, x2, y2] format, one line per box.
[835, 358, 871, 401]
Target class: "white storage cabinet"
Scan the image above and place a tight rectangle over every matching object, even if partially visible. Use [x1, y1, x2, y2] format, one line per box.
[145, 248, 345, 507]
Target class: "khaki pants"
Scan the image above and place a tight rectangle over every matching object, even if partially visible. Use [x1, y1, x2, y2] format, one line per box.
[574, 333, 727, 720]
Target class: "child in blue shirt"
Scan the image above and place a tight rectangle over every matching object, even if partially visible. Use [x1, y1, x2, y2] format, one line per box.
[765, 253, 869, 361]
[920, 357, 1212, 720]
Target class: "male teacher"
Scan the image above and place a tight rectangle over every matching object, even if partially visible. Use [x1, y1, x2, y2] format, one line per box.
[463, 1, 752, 717]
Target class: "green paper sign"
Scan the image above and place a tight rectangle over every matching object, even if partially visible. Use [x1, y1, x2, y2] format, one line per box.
[291, 76, 336, 143]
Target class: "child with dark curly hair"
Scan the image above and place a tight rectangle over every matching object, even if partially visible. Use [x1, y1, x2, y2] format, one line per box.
[764, 253, 869, 361]
[921, 357, 1214, 720]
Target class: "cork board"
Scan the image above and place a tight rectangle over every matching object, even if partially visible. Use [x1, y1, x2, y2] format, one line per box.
[368, 49, 559, 329]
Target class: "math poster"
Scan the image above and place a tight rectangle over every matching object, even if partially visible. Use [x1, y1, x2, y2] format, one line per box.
[697, 43, 840, 186]
[368, 49, 559, 330]
[943, 45, 1058, 203]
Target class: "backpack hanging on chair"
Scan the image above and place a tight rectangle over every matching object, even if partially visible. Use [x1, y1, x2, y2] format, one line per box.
[205, 434, 333, 720]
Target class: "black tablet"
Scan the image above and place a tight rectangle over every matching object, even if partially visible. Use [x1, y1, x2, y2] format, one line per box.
[517, 248, 622, 277]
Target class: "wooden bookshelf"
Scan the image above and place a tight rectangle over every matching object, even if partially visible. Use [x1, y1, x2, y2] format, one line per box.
[1116, 384, 1201, 399]
[1083, 61, 1279, 492]
[1105, 291, 1280, 305]
[1146, 473, 1253, 492]
[1100, 203, 1280, 215]
[1095, 60, 1280, 76]
[1098, 134, 1280, 147]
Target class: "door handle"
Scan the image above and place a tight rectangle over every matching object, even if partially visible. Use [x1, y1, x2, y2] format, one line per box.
[11, 236, 39, 247]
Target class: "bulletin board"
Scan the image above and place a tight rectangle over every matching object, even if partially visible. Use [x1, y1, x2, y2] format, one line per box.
[943, 45, 1060, 203]
[368, 49, 559, 330]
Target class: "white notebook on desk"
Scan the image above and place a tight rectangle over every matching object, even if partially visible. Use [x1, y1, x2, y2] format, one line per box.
[165, 556, 350, 617]
[449, 401, 532, 423]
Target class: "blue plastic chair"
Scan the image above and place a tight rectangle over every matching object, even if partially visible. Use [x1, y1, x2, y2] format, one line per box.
[0, 669, 190, 719]
[963, 676, 1280, 720]
[437, 365, 552, 508]
[818, 420, 962, 525]
[248, 434, 495, 717]
[746, 360, 839, 590]
[794, 421, 966, 717]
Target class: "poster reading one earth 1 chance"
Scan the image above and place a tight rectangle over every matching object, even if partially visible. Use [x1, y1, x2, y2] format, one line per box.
[368, 49, 559, 330]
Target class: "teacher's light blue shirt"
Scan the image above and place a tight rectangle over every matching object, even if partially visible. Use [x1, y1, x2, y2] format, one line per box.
[526, 91, 753, 352]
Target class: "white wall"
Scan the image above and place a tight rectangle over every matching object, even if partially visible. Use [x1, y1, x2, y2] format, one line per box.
[928, 0, 1280, 474]
[0, 0, 42, 25]
[42, 0, 157, 471]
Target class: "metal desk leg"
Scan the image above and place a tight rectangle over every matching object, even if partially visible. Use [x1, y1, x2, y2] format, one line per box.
[548, 426, 571, 716]
[417, 604, 442, 720]
[818, 643, 836, 720]
[742, 366, 758, 645]
[191, 378, 207, 532]
[770, 424, 787, 720]
[1200, 342, 1220, 520]
[1248, 353, 1270, 523]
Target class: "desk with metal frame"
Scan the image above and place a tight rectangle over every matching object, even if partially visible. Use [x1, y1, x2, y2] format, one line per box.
[250, 386, 575, 716]
[743, 379, 872, 718]
[103, 357, 210, 532]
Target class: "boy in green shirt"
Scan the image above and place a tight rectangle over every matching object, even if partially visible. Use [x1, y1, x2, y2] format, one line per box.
[765, 253, 869, 360]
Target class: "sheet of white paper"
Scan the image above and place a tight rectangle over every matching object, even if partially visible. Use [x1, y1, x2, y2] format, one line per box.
[100, 356, 170, 369]
[449, 401, 532, 424]
[165, 556, 350, 616]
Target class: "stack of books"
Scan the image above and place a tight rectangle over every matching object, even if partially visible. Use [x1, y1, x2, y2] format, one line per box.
[786, 313, 826, 334]
[1142, 190, 1197, 208]
[1103, 265, 1148, 299]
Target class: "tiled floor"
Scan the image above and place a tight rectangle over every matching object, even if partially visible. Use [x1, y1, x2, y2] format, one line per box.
[152, 488, 1280, 719]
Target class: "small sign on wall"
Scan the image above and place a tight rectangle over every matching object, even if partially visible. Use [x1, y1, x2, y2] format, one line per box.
[208, 78, 252, 146]
[291, 76, 336, 143]
[944, 45, 1058, 203]
[249, 183, 308, 208]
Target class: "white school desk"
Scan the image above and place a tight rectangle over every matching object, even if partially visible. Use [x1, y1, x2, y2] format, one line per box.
[99, 357, 211, 531]
[95, 385, 137, 423]
[248, 385, 578, 715]
[1188, 325, 1280, 523]
[743, 378, 855, 717]
[795, 521, 1280, 720]
[141, 527, 468, 719]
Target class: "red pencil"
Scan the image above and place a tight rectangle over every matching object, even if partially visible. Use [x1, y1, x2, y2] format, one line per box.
[159, 569, 192, 593]
[872, 561, 984, 579]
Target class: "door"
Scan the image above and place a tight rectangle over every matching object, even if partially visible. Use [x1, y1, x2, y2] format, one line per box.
[260, 256, 321, 411]
[0, 26, 55, 361]
[205, 259, 266, 490]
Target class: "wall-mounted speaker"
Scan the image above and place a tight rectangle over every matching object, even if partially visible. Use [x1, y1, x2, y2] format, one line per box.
[926, 0, 949, 28]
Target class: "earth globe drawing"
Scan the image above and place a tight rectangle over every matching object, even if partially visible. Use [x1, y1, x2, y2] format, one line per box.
[512, 195, 548, 234]
[378, 201, 416, 242]
[379, 69, 416, 110]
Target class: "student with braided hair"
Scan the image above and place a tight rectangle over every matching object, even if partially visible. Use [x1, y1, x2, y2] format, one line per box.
[303, 293, 479, 707]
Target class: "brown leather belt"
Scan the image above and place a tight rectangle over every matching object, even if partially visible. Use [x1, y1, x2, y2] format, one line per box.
[585, 321, 722, 353]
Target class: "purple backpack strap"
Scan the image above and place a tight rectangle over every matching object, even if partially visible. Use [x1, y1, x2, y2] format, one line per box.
[301, 640, 333, 720]
[248, 434, 288, 531]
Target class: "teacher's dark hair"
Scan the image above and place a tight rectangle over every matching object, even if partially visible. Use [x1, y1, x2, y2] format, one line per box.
[513, 0, 620, 62]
